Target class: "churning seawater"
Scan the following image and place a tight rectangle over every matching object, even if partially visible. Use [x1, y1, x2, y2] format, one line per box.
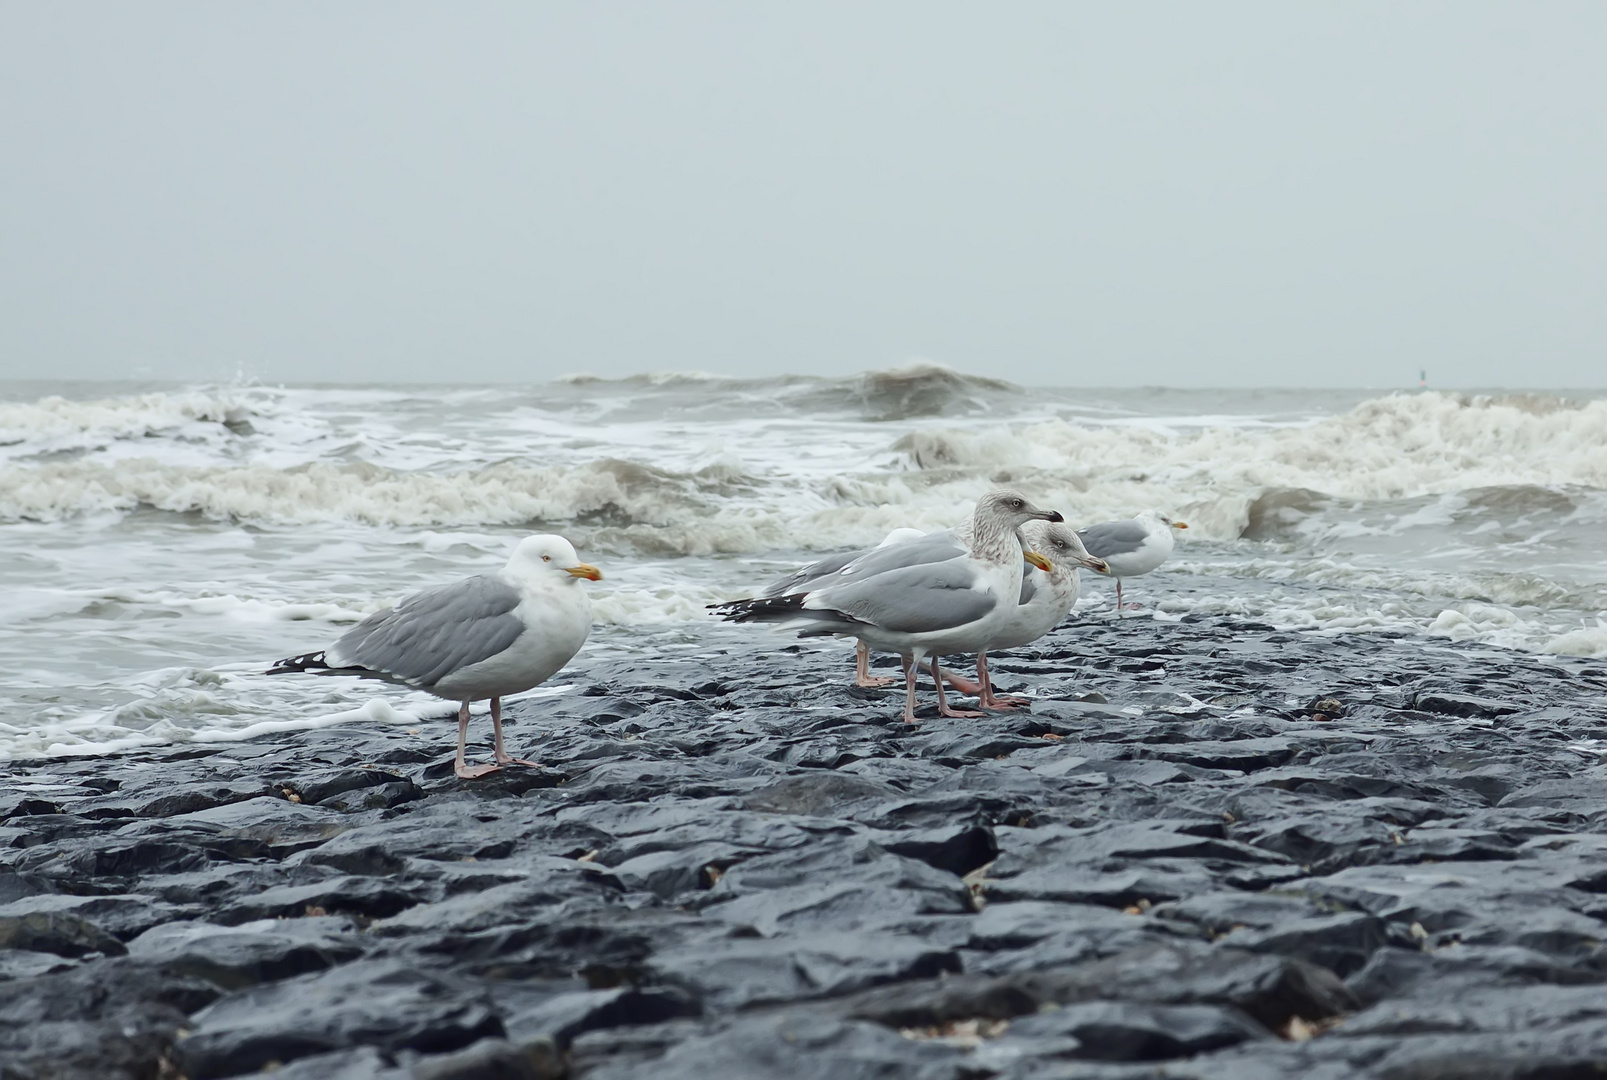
[2, 367, 1604, 760]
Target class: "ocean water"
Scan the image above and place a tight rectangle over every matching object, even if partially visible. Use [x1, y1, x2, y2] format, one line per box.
[2, 367, 1604, 760]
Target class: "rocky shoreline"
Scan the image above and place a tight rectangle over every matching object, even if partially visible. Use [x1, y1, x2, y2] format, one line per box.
[4, 614, 1607, 1079]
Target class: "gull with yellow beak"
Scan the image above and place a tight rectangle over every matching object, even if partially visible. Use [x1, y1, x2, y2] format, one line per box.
[268, 534, 601, 778]
[942, 520, 1108, 707]
[1077, 511, 1188, 612]
[715, 491, 1064, 723]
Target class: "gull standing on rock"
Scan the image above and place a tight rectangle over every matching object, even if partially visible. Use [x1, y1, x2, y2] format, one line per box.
[1077, 511, 1188, 612]
[942, 521, 1107, 708]
[268, 534, 601, 778]
[759, 526, 926, 688]
[715, 491, 1062, 723]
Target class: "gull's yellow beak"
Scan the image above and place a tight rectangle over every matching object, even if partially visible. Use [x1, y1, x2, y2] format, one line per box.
[1174, 521, 1188, 529]
[1024, 551, 1053, 572]
[565, 563, 603, 581]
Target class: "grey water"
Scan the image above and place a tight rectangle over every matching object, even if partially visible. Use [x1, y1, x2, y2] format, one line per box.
[1, 370, 1603, 759]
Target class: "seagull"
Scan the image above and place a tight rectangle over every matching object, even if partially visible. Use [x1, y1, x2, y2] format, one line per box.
[760, 527, 926, 688]
[267, 534, 601, 778]
[1076, 511, 1188, 612]
[941, 521, 1107, 708]
[715, 491, 1063, 723]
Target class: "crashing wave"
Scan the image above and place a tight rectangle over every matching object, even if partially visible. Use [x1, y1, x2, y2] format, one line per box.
[0, 456, 749, 529]
[0, 388, 270, 459]
[891, 391, 1607, 538]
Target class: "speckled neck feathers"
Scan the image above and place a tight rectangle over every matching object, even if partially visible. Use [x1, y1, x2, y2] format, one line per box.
[955, 506, 1025, 566]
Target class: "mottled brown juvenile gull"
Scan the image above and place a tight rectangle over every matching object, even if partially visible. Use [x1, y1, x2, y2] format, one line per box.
[268, 534, 601, 778]
[716, 491, 1062, 723]
[1077, 510, 1188, 612]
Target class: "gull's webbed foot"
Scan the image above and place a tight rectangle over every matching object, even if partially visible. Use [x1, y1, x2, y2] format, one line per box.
[455, 761, 502, 779]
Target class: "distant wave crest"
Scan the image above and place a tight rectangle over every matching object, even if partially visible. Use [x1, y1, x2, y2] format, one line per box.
[557, 362, 1018, 420]
[2, 387, 1603, 555]
[0, 388, 266, 459]
[891, 391, 1607, 538]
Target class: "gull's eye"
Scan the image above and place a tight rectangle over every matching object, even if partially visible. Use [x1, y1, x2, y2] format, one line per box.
[541, 555, 552, 562]
[1011, 498, 1023, 509]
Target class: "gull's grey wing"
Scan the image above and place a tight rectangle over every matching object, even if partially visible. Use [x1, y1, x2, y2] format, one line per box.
[329, 574, 525, 690]
[1019, 571, 1039, 606]
[812, 560, 997, 634]
[804, 531, 965, 592]
[1076, 521, 1150, 559]
[762, 549, 864, 598]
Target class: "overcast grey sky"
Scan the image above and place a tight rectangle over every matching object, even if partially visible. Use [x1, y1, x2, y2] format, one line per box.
[1, 3, 1602, 387]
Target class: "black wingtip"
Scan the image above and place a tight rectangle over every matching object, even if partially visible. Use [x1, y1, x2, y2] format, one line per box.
[263, 650, 329, 676]
[710, 593, 809, 624]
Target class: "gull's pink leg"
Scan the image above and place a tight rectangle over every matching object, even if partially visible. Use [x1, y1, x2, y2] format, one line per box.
[455, 700, 500, 779]
[931, 657, 982, 719]
[491, 696, 541, 767]
[941, 665, 984, 696]
[1116, 579, 1142, 611]
[975, 652, 1030, 709]
[901, 654, 921, 723]
[855, 640, 900, 688]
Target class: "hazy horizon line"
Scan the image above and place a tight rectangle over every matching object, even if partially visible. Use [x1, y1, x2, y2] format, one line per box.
[2, 370, 1604, 395]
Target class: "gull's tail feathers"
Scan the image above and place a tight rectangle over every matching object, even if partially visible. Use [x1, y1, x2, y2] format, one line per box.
[264, 649, 334, 675]
[263, 650, 406, 685]
[708, 593, 865, 636]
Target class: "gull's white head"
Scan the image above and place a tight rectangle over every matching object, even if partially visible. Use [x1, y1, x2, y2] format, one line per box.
[1021, 521, 1108, 581]
[1140, 511, 1189, 531]
[506, 534, 602, 582]
[976, 490, 1064, 530]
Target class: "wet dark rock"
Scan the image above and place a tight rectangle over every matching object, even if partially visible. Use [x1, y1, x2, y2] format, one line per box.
[260, 1046, 407, 1080]
[608, 842, 753, 899]
[0, 960, 219, 1080]
[876, 823, 998, 877]
[177, 960, 503, 1078]
[1215, 911, 1393, 977]
[823, 941, 1357, 1038]
[1, 617, 1604, 1077]
[0, 910, 126, 958]
[502, 985, 700, 1048]
[0, 949, 75, 981]
[568, 1022, 707, 1078]
[215, 873, 428, 924]
[1032, 943, 1361, 1032]
[284, 766, 416, 806]
[1410, 690, 1526, 720]
[579, 1013, 976, 1080]
[126, 918, 364, 989]
[994, 999, 1270, 1061]
[0, 868, 53, 905]
[650, 929, 963, 1009]
[409, 1036, 562, 1080]
[0, 889, 188, 940]
[1141, 736, 1299, 772]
